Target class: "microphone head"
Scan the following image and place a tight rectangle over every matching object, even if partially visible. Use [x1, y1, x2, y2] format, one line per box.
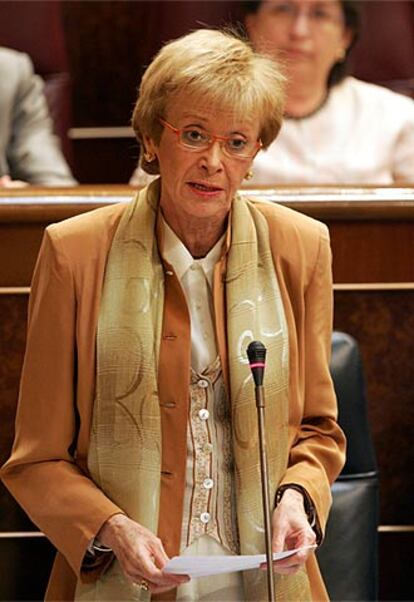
[247, 341, 267, 386]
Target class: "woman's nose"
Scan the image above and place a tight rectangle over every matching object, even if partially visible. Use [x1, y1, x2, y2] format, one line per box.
[290, 10, 312, 37]
[199, 141, 224, 173]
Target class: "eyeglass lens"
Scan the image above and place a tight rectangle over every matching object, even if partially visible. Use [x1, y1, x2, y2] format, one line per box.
[179, 127, 259, 158]
[267, 1, 342, 28]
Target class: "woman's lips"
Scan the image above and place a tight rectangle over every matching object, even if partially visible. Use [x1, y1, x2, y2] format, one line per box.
[187, 181, 223, 197]
[282, 48, 310, 60]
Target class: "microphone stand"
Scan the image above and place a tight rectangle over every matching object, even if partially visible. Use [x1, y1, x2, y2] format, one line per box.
[247, 341, 276, 602]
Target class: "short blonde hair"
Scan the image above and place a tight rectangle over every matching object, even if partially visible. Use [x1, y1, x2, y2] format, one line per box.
[132, 29, 285, 175]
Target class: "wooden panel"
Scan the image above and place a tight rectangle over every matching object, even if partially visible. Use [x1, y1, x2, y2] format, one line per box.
[0, 224, 46, 287]
[0, 535, 55, 601]
[334, 290, 414, 525]
[378, 528, 414, 601]
[329, 220, 414, 283]
[0, 187, 134, 287]
[61, 1, 239, 127]
[72, 138, 140, 184]
[1, 185, 414, 286]
[0, 293, 55, 601]
[0, 294, 27, 468]
[0, 293, 34, 534]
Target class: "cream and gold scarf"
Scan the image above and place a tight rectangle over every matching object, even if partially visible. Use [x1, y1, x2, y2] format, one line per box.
[76, 179, 311, 601]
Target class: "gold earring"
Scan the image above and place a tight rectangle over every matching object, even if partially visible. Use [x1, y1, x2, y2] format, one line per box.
[144, 151, 155, 162]
[244, 170, 254, 181]
[337, 47, 346, 62]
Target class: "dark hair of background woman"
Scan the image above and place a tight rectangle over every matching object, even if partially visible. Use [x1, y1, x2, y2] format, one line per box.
[241, 1, 362, 86]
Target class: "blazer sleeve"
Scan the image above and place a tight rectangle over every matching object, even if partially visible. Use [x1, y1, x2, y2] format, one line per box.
[279, 224, 346, 536]
[0, 229, 122, 578]
[7, 51, 76, 186]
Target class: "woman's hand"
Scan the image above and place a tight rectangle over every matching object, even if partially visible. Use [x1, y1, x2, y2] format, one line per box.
[0, 175, 28, 188]
[97, 514, 190, 593]
[264, 488, 317, 575]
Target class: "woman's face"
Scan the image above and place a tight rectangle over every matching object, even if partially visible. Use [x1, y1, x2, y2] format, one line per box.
[246, 0, 352, 88]
[144, 92, 260, 230]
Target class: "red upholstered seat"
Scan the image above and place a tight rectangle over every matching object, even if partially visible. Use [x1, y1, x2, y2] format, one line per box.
[350, 0, 414, 98]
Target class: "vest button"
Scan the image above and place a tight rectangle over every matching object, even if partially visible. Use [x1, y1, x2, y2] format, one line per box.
[198, 379, 209, 389]
[200, 512, 211, 524]
[198, 409, 209, 420]
[203, 478, 214, 490]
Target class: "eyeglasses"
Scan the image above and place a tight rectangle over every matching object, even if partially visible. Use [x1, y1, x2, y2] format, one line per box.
[159, 118, 262, 160]
[264, 1, 343, 31]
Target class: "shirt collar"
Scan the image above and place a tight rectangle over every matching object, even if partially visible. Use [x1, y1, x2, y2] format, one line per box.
[162, 216, 225, 288]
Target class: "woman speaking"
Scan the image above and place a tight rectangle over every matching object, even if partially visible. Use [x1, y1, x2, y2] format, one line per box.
[1, 29, 345, 601]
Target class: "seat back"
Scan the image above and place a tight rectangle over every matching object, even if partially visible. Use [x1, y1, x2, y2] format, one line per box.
[317, 331, 379, 601]
[351, 0, 414, 98]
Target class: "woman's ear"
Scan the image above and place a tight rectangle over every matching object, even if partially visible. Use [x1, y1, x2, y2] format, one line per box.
[143, 135, 157, 156]
[143, 135, 158, 162]
[342, 26, 354, 54]
[244, 13, 256, 40]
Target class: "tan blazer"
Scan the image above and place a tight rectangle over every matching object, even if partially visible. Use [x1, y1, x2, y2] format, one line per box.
[1, 197, 345, 601]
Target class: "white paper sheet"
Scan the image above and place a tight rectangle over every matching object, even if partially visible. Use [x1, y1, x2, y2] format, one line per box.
[164, 545, 317, 578]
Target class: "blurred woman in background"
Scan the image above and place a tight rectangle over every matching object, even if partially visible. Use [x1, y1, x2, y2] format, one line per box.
[244, 0, 414, 184]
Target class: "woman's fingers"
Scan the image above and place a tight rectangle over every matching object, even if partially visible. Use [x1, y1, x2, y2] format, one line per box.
[151, 536, 170, 566]
[266, 488, 317, 575]
[97, 514, 190, 590]
[0, 175, 28, 188]
[259, 545, 314, 574]
[134, 548, 188, 588]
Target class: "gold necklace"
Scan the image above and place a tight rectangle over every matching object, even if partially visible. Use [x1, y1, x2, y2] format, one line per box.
[284, 91, 329, 120]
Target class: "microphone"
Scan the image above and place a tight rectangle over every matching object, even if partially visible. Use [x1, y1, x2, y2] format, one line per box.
[247, 340, 267, 387]
[247, 340, 275, 602]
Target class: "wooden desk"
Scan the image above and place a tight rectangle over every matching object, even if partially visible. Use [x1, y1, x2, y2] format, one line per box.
[1, 185, 414, 600]
[1, 185, 414, 286]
